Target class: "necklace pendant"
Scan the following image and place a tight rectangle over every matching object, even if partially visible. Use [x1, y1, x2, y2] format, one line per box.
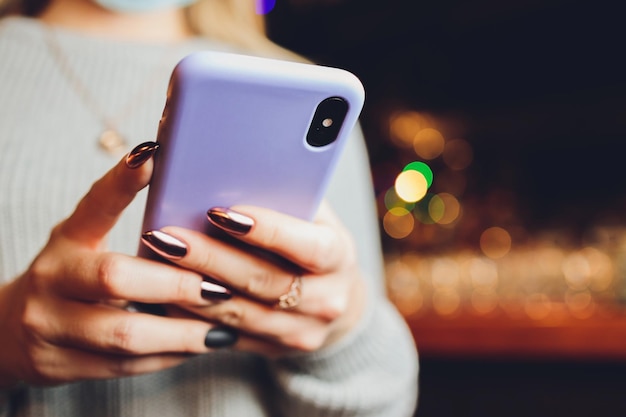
[99, 129, 127, 155]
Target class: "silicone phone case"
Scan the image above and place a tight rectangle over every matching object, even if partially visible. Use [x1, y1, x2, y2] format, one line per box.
[138, 51, 364, 255]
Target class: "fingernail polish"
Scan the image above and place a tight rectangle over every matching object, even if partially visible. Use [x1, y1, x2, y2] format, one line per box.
[126, 141, 159, 169]
[204, 326, 238, 348]
[201, 279, 232, 302]
[207, 207, 254, 235]
[141, 230, 187, 260]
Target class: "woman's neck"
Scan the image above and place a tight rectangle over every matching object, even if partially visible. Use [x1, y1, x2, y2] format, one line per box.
[38, 0, 194, 42]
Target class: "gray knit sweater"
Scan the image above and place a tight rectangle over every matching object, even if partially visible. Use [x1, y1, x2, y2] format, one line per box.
[0, 17, 418, 417]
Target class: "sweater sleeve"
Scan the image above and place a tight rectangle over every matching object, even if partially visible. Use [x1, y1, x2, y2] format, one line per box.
[268, 127, 419, 416]
[270, 296, 419, 417]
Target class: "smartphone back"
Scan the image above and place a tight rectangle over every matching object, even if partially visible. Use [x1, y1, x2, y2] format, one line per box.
[139, 51, 364, 246]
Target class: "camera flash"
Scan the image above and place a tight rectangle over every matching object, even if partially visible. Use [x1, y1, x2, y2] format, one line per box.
[322, 118, 333, 128]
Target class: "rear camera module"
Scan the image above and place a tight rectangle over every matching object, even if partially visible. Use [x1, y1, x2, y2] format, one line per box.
[306, 97, 349, 147]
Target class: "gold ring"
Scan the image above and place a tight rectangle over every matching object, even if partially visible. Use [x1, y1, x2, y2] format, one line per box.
[276, 275, 303, 310]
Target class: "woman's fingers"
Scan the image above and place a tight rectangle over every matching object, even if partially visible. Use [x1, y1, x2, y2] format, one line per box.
[146, 202, 357, 308]
[146, 229, 297, 305]
[59, 144, 155, 247]
[15, 297, 242, 385]
[135, 201, 366, 353]
[39, 301, 212, 355]
[167, 304, 295, 358]
[45, 250, 214, 306]
[147, 227, 355, 317]
[23, 344, 190, 385]
[207, 202, 354, 274]
[188, 298, 333, 352]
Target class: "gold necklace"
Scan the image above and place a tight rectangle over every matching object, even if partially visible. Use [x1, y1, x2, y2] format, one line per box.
[43, 25, 176, 155]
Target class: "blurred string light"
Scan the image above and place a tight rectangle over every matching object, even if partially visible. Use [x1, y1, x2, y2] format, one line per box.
[385, 258, 424, 316]
[383, 161, 435, 239]
[396, 161, 433, 203]
[383, 158, 463, 239]
[395, 170, 428, 203]
[430, 193, 461, 225]
[381, 153, 625, 318]
[403, 161, 433, 186]
[413, 194, 438, 225]
[562, 247, 614, 292]
[431, 257, 462, 316]
[413, 128, 445, 160]
[480, 227, 512, 259]
[384, 188, 415, 211]
[382, 110, 626, 321]
[385, 236, 621, 319]
[469, 257, 500, 315]
[389, 110, 431, 148]
[413, 192, 462, 226]
[383, 208, 415, 239]
[384, 109, 474, 240]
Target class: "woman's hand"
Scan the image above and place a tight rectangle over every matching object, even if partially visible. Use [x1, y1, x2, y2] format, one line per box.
[142, 201, 367, 357]
[0, 143, 236, 388]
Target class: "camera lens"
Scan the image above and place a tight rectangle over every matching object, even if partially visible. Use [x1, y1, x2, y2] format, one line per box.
[306, 97, 349, 147]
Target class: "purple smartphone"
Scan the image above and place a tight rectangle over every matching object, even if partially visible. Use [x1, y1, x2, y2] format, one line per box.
[138, 51, 364, 257]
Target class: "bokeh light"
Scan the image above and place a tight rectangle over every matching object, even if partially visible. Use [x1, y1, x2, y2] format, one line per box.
[565, 289, 595, 319]
[426, 194, 444, 223]
[413, 127, 445, 160]
[383, 208, 415, 239]
[471, 289, 499, 315]
[395, 170, 428, 203]
[561, 246, 615, 292]
[431, 193, 461, 225]
[432, 289, 461, 316]
[524, 293, 552, 321]
[442, 138, 473, 170]
[431, 257, 461, 289]
[383, 237, 620, 320]
[414, 194, 437, 224]
[385, 259, 424, 316]
[480, 227, 512, 259]
[384, 187, 415, 211]
[562, 251, 591, 290]
[403, 161, 433, 187]
[468, 257, 499, 289]
[581, 247, 614, 292]
[389, 110, 430, 148]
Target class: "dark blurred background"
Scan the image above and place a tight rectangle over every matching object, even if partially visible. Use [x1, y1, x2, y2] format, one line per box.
[266, 1, 626, 416]
[267, 0, 626, 246]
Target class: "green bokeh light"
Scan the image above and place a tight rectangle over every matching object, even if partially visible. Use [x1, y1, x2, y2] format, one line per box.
[403, 161, 433, 188]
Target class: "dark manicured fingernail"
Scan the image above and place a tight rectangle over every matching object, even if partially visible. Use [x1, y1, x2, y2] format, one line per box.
[141, 230, 187, 260]
[201, 279, 232, 302]
[125, 141, 159, 169]
[207, 207, 254, 235]
[204, 326, 238, 348]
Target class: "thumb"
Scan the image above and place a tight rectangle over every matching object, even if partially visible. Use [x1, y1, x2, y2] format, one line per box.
[59, 142, 157, 247]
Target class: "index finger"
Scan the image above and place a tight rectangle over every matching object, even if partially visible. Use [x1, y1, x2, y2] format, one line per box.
[60, 146, 155, 247]
[207, 202, 355, 274]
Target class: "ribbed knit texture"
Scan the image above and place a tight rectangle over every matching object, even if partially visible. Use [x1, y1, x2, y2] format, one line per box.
[0, 17, 418, 417]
